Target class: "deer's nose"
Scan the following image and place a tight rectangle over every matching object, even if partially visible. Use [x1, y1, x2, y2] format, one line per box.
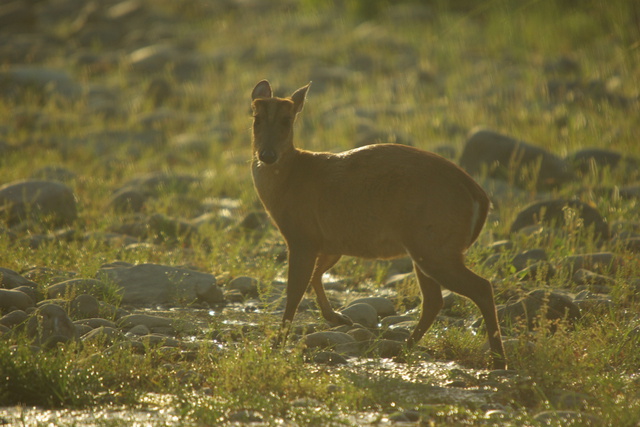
[259, 149, 278, 164]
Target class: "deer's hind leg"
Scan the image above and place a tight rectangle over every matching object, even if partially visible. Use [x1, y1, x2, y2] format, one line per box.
[309, 254, 353, 326]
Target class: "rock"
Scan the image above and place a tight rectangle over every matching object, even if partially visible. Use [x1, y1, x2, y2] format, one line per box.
[0, 289, 34, 312]
[566, 148, 639, 175]
[70, 294, 101, 319]
[347, 327, 376, 342]
[366, 339, 404, 358]
[118, 314, 174, 333]
[29, 303, 78, 346]
[228, 276, 260, 297]
[125, 324, 150, 336]
[560, 252, 621, 275]
[347, 297, 396, 318]
[511, 261, 556, 282]
[12, 285, 42, 304]
[511, 249, 548, 271]
[108, 188, 146, 213]
[75, 318, 118, 329]
[459, 128, 573, 190]
[384, 272, 414, 288]
[149, 213, 197, 241]
[510, 199, 610, 241]
[380, 315, 415, 328]
[81, 326, 125, 345]
[97, 263, 223, 306]
[0, 180, 78, 227]
[574, 291, 613, 313]
[498, 289, 581, 330]
[0, 310, 28, 328]
[47, 278, 111, 299]
[340, 303, 378, 328]
[304, 331, 356, 350]
[228, 410, 264, 423]
[312, 351, 349, 365]
[0, 67, 82, 101]
[30, 166, 77, 183]
[119, 172, 199, 197]
[572, 269, 615, 290]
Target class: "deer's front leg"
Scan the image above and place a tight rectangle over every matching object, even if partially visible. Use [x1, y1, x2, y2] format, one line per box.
[275, 245, 317, 347]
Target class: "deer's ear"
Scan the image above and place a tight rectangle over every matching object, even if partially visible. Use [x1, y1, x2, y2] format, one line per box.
[252, 80, 273, 100]
[291, 82, 311, 114]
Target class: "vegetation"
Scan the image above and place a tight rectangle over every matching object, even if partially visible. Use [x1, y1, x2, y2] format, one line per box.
[1, 0, 639, 424]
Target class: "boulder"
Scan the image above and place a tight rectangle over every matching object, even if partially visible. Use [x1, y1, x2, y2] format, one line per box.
[98, 263, 223, 305]
[510, 199, 609, 241]
[459, 128, 573, 190]
[0, 180, 77, 227]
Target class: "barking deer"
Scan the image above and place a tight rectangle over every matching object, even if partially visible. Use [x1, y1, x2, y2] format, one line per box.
[250, 80, 506, 369]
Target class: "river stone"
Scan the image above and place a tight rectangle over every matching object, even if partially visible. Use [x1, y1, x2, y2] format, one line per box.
[347, 327, 376, 342]
[509, 199, 609, 241]
[0, 289, 34, 312]
[304, 331, 356, 349]
[347, 297, 396, 318]
[81, 326, 125, 345]
[29, 303, 78, 346]
[0, 180, 78, 227]
[459, 128, 573, 190]
[118, 313, 173, 332]
[572, 269, 615, 290]
[108, 188, 146, 213]
[228, 276, 260, 297]
[560, 252, 621, 275]
[97, 263, 223, 306]
[340, 303, 378, 328]
[75, 318, 118, 329]
[70, 294, 100, 319]
[498, 289, 581, 330]
[0, 309, 28, 328]
[367, 339, 404, 358]
[47, 278, 110, 299]
[0, 66, 82, 101]
[511, 249, 548, 271]
[566, 148, 639, 175]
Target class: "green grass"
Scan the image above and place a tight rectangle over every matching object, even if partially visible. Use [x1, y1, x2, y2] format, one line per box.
[1, 0, 639, 424]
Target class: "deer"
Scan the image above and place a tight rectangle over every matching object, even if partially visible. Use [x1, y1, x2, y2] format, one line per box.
[250, 80, 506, 370]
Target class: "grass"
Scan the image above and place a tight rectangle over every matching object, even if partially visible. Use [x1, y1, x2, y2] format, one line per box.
[1, 0, 639, 424]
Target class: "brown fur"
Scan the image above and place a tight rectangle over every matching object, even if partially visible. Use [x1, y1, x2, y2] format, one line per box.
[250, 80, 506, 369]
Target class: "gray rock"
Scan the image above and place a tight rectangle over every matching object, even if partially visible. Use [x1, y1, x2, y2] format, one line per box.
[47, 278, 110, 299]
[29, 303, 78, 346]
[459, 128, 574, 190]
[0, 309, 28, 328]
[228, 276, 260, 297]
[118, 313, 173, 332]
[75, 318, 118, 329]
[97, 263, 223, 306]
[340, 303, 378, 328]
[81, 326, 125, 345]
[30, 166, 77, 183]
[572, 269, 615, 290]
[108, 188, 146, 213]
[366, 339, 404, 358]
[347, 327, 376, 342]
[498, 289, 581, 330]
[0, 67, 82, 101]
[312, 351, 349, 365]
[0, 180, 77, 227]
[347, 297, 396, 318]
[560, 252, 621, 275]
[70, 294, 101, 319]
[304, 331, 356, 349]
[511, 249, 548, 271]
[510, 199, 609, 241]
[0, 288, 34, 312]
[566, 148, 639, 175]
[380, 315, 415, 328]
